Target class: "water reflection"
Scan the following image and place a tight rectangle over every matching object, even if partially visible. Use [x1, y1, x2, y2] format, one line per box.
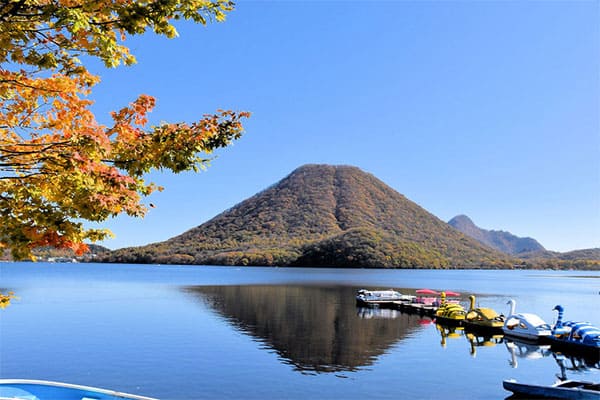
[553, 353, 600, 380]
[184, 285, 427, 373]
[435, 323, 464, 348]
[504, 338, 600, 373]
[0, 291, 16, 309]
[465, 330, 503, 357]
[433, 322, 504, 356]
[356, 306, 402, 319]
[505, 339, 552, 368]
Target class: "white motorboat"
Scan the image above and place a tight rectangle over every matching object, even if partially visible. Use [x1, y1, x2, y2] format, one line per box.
[355, 289, 415, 306]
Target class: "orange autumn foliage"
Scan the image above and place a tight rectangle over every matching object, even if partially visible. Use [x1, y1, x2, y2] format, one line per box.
[0, 1, 249, 259]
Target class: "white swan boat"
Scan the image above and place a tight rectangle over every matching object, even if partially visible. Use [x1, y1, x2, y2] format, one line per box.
[502, 299, 552, 341]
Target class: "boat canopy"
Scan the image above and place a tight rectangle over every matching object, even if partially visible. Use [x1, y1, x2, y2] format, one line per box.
[416, 289, 439, 295]
[444, 291, 461, 297]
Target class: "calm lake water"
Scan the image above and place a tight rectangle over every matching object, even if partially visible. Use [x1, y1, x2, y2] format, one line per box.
[1, 262, 599, 399]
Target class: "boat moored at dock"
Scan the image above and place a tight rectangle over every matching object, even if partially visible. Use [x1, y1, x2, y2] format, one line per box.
[503, 299, 552, 341]
[355, 289, 415, 307]
[434, 292, 466, 325]
[464, 295, 504, 333]
[550, 305, 600, 357]
[414, 289, 441, 306]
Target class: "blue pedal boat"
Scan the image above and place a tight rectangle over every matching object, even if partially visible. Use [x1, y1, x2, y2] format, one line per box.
[550, 305, 600, 357]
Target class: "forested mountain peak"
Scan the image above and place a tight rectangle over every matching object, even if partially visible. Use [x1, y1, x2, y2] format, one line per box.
[448, 214, 545, 255]
[104, 164, 512, 268]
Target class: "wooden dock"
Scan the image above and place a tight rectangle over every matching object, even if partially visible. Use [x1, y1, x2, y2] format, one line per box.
[393, 301, 438, 317]
[357, 299, 439, 317]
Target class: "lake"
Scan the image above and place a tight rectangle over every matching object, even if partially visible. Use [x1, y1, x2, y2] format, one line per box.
[1, 263, 599, 399]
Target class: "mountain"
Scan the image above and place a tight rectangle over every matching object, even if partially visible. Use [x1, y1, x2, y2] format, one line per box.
[448, 215, 545, 255]
[447, 215, 599, 269]
[518, 248, 600, 261]
[103, 164, 513, 268]
[558, 248, 600, 260]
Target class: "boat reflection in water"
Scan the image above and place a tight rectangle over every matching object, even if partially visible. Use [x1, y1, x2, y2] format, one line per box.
[435, 322, 503, 356]
[554, 352, 600, 381]
[505, 338, 552, 368]
[356, 306, 402, 319]
[436, 323, 464, 348]
[504, 351, 600, 399]
[504, 336, 600, 372]
[465, 330, 503, 357]
[184, 285, 427, 374]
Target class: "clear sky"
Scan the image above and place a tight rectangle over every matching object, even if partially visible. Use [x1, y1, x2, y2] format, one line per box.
[89, 1, 599, 253]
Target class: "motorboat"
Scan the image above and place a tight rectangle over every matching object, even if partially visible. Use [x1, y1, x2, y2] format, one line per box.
[434, 291, 466, 325]
[502, 299, 551, 341]
[464, 295, 504, 332]
[503, 379, 600, 400]
[0, 379, 157, 400]
[355, 289, 415, 307]
[550, 305, 600, 355]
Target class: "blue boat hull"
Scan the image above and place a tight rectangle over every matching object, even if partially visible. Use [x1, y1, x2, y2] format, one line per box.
[0, 380, 157, 400]
[503, 379, 600, 400]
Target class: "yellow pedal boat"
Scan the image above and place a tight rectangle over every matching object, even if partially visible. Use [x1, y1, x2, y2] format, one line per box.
[435, 292, 466, 325]
[464, 295, 505, 332]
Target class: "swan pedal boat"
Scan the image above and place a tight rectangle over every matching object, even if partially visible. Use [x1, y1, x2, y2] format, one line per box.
[503, 379, 600, 400]
[0, 379, 158, 400]
[355, 289, 415, 307]
[464, 295, 504, 333]
[502, 299, 552, 341]
[550, 305, 600, 357]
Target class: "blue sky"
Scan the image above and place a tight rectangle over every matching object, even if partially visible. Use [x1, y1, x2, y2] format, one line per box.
[90, 1, 599, 252]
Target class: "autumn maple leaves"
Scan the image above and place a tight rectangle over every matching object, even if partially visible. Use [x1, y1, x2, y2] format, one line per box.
[0, 1, 249, 259]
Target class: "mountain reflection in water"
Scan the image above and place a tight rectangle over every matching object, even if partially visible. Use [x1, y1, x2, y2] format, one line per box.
[184, 285, 426, 374]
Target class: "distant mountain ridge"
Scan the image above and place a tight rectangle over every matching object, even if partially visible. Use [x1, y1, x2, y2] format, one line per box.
[103, 164, 512, 268]
[518, 248, 600, 261]
[448, 215, 545, 255]
[447, 215, 600, 266]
